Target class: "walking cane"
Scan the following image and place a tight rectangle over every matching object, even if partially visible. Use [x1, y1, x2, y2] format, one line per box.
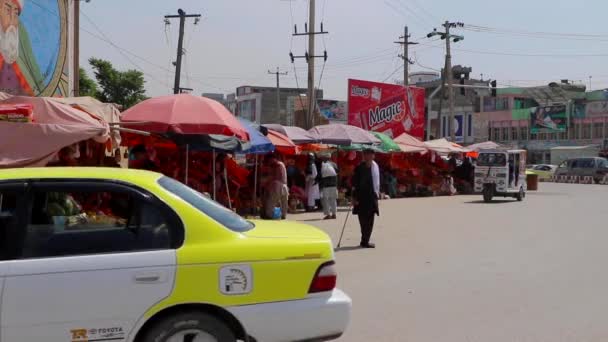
[336, 206, 352, 249]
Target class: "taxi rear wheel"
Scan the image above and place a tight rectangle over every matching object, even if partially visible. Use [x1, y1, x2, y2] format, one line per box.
[143, 311, 236, 342]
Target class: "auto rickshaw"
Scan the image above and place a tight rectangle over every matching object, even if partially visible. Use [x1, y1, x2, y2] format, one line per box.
[474, 149, 527, 203]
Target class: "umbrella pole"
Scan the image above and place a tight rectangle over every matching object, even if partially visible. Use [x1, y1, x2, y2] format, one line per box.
[225, 166, 232, 210]
[213, 149, 216, 200]
[253, 155, 258, 216]
[185, 144, 189, 185]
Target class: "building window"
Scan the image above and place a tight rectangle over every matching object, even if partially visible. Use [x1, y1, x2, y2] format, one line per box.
[530, 133, 538, 141]
[593, 123, 603, 139]
[520, 126, 528, 140]
[492, 128, 499, 141]
[502, 127, 509, 141]
[582, 123, 592, 139]
[467, 114, 473, 137]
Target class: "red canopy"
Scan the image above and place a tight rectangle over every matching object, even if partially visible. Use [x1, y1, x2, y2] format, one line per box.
[267, 130, 299, 155]
[121, 94, 249, 140]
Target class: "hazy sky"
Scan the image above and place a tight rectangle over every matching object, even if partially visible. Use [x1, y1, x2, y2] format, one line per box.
[80, 0, 608, 101]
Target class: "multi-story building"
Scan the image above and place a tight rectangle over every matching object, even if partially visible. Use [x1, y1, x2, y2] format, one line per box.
[412, 66, 489, 144]
[235, 85, 323, 125]
[473, 81, 608, 164]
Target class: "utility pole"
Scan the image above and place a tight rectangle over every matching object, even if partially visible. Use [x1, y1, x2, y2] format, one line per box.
[428, 21, 464, 142]
[268, 67, 289, 124]
[290, 0, 328, 129]
[394, 26, 417, 86]
[165, 9, 201, 95]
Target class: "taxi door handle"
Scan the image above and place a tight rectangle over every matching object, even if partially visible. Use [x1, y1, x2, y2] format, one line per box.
[134, 272, 163, 284]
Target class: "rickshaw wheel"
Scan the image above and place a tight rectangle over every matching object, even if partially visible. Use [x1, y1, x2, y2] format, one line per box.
[516, 187, 524, 201]
[483, 188, 493, 203]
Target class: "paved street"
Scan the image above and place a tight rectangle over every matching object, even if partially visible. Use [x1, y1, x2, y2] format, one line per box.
[292, 183, 608, 342]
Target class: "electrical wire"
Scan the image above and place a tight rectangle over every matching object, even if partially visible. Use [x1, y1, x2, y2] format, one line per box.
[416, 42, 608, 58]
[80, 10, 171, 89]
[382, 65, 404, 83]
[413, 52, 441, 72]
[291, 63, 307, 119]
[408, 0, 439, 22]
[384, 0, 433, 30]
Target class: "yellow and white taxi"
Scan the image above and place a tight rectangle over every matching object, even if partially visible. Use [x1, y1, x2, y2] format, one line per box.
[0, 168, 351, 342]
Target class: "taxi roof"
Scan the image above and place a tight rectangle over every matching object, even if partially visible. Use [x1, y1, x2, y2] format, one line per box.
[0, 167, 163, 185]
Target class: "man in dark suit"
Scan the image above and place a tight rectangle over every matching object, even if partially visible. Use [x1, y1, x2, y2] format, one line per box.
[351, 149, 380, 248]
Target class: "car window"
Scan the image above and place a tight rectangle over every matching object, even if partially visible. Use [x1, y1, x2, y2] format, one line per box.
[0, 190, 20, 260]
[158, 176, 254, 233]
[573, 159, 594, 169]
[477, 153, 507, 167]
[19, 186, 182, 259]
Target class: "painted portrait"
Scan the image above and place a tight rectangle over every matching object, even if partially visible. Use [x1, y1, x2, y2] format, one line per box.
[0, 0, 70, 96]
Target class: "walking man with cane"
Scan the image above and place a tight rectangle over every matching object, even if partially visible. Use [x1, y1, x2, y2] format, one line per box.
[351, 149, 380, 248]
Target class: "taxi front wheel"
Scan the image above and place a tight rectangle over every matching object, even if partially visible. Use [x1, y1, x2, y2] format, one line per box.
[143, 311, 237, 342]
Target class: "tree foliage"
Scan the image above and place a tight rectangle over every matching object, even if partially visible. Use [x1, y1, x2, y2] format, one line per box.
[78, 67, 99, 98]
[87, 58, 147, 109]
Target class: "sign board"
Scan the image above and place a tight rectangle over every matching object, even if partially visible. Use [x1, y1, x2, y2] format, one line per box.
[530, 105, 567, 133]
[317, 99, 347, 123]
[347, 79, 425, 139]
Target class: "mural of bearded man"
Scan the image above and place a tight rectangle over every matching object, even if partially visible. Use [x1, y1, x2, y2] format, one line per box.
[0, 0, 47, 96]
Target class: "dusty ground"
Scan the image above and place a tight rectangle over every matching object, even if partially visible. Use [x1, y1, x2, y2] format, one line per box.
[291, 183, 608, 342]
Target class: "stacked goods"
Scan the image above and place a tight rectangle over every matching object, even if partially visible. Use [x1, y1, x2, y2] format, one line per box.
[0, 104, 34, 122]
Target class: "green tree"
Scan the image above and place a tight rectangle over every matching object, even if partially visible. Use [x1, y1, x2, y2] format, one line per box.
[78, 67, 99, 98]
[88, 58, 148, 109]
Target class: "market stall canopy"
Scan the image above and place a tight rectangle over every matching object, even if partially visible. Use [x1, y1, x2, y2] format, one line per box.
[371, 131, 401, 153]
[393, 132, 427, 153]
[424, 138, 470, 154]
[308, 124, 380, 145]
[466, 141, 501, 151]
[121, 94, 249, 140]
[50, 96, 122, 147]
[267, 130, 299, 155]
[238, 118, 274, 154]
[0, 97, 109, 168]
[264, 124, 318, 144]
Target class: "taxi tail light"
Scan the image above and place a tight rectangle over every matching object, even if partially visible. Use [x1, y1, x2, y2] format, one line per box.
[309, 261, 337, 293]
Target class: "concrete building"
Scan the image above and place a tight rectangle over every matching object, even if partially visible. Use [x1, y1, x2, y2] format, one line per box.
[412, 65, 488, 144]
[473, 80, 608, 164]
[235, 85, 323, 125]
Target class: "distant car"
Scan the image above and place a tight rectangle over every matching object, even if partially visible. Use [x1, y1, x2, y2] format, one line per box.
[526, 164, 557, 180]
[554, 157, 608, 183]
[0, 167, 351, 342]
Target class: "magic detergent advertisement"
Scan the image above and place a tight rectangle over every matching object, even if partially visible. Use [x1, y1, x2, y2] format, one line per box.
[347, 79, 425, 140]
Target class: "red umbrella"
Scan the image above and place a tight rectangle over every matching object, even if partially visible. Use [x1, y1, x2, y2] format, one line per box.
[121, 94, 249, 140]
[267, 130, 300, 155]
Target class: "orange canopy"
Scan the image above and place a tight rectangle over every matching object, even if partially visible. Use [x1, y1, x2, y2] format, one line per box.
[267, 130, 300, 155]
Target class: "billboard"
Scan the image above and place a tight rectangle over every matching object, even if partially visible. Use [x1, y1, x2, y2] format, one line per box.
[530, 105, 567, 133]
[317, 99, 347, 123]
[0, 0, 73, 96]
[347, 79, 425, 139]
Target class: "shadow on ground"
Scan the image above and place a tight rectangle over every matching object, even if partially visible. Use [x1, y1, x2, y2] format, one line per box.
[465, 199, 518, 204]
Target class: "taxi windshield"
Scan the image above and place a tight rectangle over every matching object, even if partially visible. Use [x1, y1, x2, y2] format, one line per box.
[158, 176, 254, 233]
[477, 153, 507, 167]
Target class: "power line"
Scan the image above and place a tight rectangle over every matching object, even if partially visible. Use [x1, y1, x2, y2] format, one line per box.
[382, 65, 403, 83]
[383, 0, 433, 30]
[464, 24, 608, 39]
[417, 42, 608, 57]
[80, 10, 171, 89]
